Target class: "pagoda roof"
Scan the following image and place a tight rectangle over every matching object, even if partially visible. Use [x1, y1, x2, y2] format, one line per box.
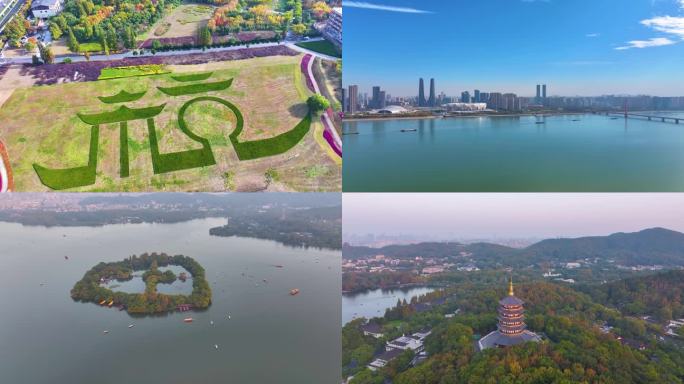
[477, 330, 542, 351]
[499, 295, 525, 306]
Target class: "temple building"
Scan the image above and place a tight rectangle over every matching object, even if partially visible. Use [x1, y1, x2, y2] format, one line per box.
[477, 277, 541, 351]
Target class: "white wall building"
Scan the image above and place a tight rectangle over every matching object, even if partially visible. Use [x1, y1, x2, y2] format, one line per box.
[31, 0, 63, 19]
[323, 7, 342, 48]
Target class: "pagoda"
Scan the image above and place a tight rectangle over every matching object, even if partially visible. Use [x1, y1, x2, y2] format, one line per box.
[477, 276, 541, 350]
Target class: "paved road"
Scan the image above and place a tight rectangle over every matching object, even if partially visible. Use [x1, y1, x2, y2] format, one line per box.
[0, 0, 25, 34]
[304, 52, 343, 156]
[2, 37, 339, 64]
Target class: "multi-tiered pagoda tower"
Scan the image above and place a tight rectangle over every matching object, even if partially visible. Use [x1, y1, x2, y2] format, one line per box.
[478, 277, 541, 350]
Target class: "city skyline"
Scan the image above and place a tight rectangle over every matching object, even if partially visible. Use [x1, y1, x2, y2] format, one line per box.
[344, 0, 684, 96]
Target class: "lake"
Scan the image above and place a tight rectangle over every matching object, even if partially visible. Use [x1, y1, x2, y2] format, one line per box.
[342, 287, 435, 325]
[343, 113, 684, 191]
[0, 218, 340, 384]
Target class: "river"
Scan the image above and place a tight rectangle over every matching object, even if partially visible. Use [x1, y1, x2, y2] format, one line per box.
[343, 113, 684, 192]
[342, 287, 436, 325]
[0, 218, 340, 383]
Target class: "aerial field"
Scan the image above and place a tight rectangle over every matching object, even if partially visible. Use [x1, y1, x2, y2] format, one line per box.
[0, 55, 341, 192]
[144, 3, 215, 40]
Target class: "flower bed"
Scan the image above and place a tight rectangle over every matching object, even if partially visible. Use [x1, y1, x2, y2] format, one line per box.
[300, 54, 315, 92]
[20, 46, 298, 86]
[98, 64, 170, 80]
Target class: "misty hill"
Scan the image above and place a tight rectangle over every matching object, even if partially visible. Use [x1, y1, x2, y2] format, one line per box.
[344, 228, 684, 267]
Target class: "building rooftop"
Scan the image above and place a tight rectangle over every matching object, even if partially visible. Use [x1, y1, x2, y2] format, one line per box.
[478, 330, 542, 351]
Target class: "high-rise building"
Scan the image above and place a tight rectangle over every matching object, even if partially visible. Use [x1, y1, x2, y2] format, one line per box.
[480, 92, 490, 104]
[323, 7, 342, 48]
[348, 85, 358, 114]
[428, 78, 436, 107]
[488, 92, 503, 110]
[378, 91, 386, 109]
[542, 84, 547, 99]
[461, 91, 471, 103]
[418, 78, 427, 107]
[341, 88, 346, 113]
[477, 278, 541, 350]
[371, 86, 381, 109]
[474, 90, 481, 103]
[536, 85, 541, 100]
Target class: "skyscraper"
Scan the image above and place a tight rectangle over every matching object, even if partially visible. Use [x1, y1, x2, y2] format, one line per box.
[542, 84, 547, 99]
[418, 78, 427, 107]
[461, 91, 471, 103]
[474, 89, 481, 103]
[477, 277, 541, 350]
[536, 84, 541, 101]
[372, 86, 381, 109]
[428, 78, 436, 107]
[341, 88, 346, 113]
[348, 85, 358, 114]
[378, 91, 386, 109]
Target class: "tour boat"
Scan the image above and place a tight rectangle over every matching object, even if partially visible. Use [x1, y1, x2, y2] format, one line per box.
[400, 129, 417, 132]
[183, 318, 193, 323]
[290, 288, 300, 296]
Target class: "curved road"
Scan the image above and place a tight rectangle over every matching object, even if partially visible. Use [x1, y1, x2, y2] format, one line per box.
[304, 53, 343, 157]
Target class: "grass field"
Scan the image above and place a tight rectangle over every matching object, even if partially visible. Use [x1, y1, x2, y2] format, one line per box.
[99, 65, 171, 80]
[295, 40, 341, 58]
[0, 55, 341, 192]
[142, 3, 215, 41]
[79, 42, 104, 53]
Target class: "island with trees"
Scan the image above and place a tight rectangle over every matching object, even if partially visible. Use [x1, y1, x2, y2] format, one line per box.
[71, 252, 211, 314]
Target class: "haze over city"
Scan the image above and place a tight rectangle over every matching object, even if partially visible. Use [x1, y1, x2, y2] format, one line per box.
[343, 194, 684, 240]
[343, 0, 684, 96]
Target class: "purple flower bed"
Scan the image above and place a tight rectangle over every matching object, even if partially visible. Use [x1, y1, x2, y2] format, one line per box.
[321, 115, 342, 157]
[300, 54, 315, 92]
[20, 46, 299, 86]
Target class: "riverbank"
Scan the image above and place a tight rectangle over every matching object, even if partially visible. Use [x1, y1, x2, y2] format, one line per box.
[344, 111, 592, 122]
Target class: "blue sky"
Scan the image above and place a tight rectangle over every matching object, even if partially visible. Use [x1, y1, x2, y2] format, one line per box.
[343, 0, 684, 96]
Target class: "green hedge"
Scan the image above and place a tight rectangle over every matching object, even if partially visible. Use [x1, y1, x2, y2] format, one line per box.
[98, 65, 170, 80]
[120, 122, 129, 178]
[157, 79, 233, 96]
[33, 125, 100, 190]
[77, 104, 166, 125]
[147, 114, 216, 174]
[170, 72, 214, 82]
[98, 90, 147, 104]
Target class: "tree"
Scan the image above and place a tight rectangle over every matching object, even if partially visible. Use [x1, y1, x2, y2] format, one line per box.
[101, 35, 109, 56]
[39, 44, 55, 64]
[67, 28, 80, 53]
[197, 26, 212, 47]
[307, 94, 330, 113]
[83, 51, 90, 61]
[123, 26, 136, 49]
[49, 23, 63, 40]
[291, 23, 306, 35]
[31, 55, 41, 66]
[23, 41, 36, 52]
[106, 24, 118, 51]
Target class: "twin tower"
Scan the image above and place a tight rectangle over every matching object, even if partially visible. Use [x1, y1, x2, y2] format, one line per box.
[418, 78, 436, 107]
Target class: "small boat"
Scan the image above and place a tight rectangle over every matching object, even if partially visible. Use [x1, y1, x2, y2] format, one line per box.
[227, 314, 231, 319]
[572, 119, 581, 122]
[342, 132, 360, 135]
[64, 256, 69, 260]
[128, 324, 134, 328]
[108, 300, 114, 307]
[400, 129, 417, 132]
[210, 321, 214, 325]
[184, 318, 193, 323]
[535, 121, 545, 124]
[263, 279, 268, 283]
[99, 299, 106, 305]
[274, 265, 284, 268]
[215, 344, 219, 350]
[103, 330, 109, 334]
[290, 288, 300, 296]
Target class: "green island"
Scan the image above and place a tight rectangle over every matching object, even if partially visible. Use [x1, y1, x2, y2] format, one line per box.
[70, 252, 211, 314]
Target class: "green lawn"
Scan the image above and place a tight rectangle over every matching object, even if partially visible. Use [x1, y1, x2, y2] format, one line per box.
[295, 40, 341, 58]
[79, 42, 103, 53]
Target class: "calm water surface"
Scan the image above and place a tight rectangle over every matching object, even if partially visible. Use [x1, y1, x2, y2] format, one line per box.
[342, 287, 435, 325]
[0, 219, 340, 384]
[343, 114, 684, 191]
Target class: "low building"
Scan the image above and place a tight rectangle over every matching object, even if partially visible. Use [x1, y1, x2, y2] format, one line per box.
[323, 7, 342, 48]
[387, 335, 424, 352]
[32, 0, 63, 18]
[360, 322, 384, 339]
[444, 102, 488, 112]
[375, 105, 409, 114]
[368, 348, 403, 370]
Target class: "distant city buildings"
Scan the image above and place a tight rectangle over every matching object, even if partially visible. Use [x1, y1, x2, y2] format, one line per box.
[341, 79, 684, 115]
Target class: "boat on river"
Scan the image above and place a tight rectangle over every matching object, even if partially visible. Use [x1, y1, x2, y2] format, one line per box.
[184, 318, 193, 323]
[290, 289, 300, 296]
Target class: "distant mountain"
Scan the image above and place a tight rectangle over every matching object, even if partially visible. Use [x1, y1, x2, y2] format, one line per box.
[521, 228, 684, 266]
[344, 228, 684, 267]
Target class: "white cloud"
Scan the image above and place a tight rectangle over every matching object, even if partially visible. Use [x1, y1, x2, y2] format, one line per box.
[615, 37, 677, 50]
[641, 15, 684, 38]
[343, 1, 432, 13]
[586, 33, 600, 37]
